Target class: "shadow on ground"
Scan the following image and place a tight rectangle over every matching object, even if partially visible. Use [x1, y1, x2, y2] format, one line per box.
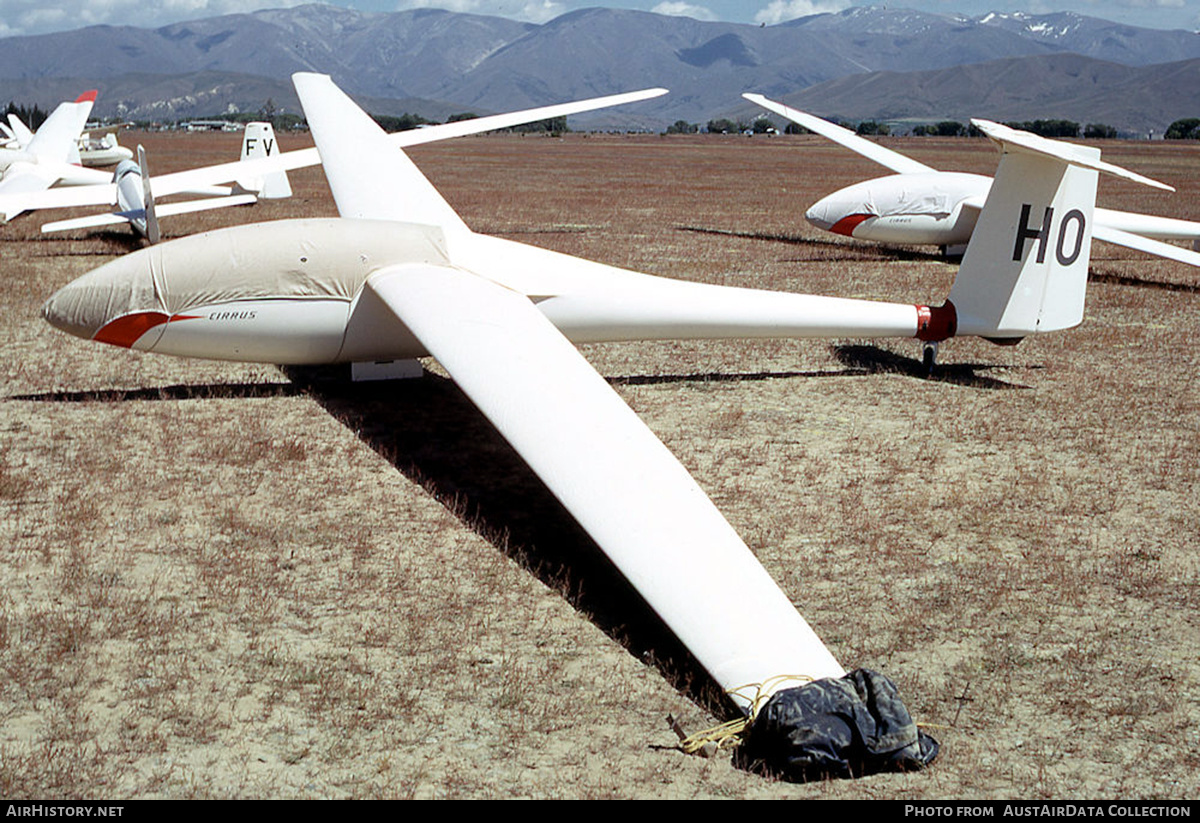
[283, 365, 736, 720]
[830, 343, 1036, 389]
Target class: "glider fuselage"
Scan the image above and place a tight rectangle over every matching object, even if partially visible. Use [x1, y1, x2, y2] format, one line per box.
[806, 171, 989, 247]
[42, 218, 932, 364]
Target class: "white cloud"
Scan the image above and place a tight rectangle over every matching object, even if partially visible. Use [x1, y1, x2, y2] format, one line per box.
[0, 0, 309, 36]
[651, 2, 718, 21]
[518, 0, 566, 23]
[393, 0, 565, 23]
[754, 0, 850, 26]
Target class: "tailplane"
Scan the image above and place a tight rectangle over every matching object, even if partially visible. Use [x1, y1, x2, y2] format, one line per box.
[946, 120, 1171, 340]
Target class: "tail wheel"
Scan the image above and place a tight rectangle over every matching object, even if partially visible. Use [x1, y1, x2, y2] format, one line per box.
[922, 341, 938, 374]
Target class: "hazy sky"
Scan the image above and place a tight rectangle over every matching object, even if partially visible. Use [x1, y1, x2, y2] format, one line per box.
[1, 0, 1197, 38]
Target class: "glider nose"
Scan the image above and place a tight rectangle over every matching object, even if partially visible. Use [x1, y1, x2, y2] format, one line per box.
[804, 196, 837, 232]
[806, 187, 873, 237]
[42, 248, 166, 347]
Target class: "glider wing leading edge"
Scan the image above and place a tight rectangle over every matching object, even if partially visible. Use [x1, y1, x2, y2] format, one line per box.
[42, 74, 1170, 714]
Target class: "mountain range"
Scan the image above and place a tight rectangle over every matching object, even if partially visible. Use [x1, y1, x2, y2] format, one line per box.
[1, 3, 1198, 133]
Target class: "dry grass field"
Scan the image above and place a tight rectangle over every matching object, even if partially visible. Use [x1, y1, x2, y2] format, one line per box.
[1, 128, 1198, 799]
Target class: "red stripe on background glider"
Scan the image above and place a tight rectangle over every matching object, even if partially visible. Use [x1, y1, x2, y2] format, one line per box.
[829, 213, 872, 237]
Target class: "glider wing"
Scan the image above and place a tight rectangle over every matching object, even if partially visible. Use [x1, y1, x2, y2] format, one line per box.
[743, 93, 936, 175]
[365, 263, 845, 703]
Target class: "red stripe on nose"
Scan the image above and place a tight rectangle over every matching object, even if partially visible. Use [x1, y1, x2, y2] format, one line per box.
[93, 312, 200, 348]
[829, 213, 872, 236]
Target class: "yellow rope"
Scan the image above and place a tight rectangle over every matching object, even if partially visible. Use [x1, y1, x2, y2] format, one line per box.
[676, 674, 815, 756]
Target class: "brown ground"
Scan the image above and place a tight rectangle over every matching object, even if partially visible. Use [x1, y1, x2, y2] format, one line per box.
[1, 129, 1199, 799]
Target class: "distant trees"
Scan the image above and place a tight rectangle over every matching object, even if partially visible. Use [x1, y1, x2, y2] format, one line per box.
[510, 115, 568, 134]
[1166, 118, 1200, 139]
[665, 119, 698, 134]
[700, 117, 775, 134]
[906, 119, 1117, 139]
[705, 118, 743, 134]
[1083, 123, 1118, 139]
[1003, 119, 1079, 138]
[854, 120, 889, 136]
[4, 101, 47, 131]
[258, 97, 278, 127]
[372, 112, 435, 131]
[913, 120, 967, 137]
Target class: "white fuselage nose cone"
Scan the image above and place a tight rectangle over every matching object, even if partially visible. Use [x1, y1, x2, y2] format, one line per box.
[806, 172, 991, 247]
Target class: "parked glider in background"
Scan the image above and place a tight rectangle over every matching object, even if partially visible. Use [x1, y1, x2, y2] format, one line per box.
[4, 87, 668, 232]
[43, 74, 1167, 722]
[0, 91, 113, 208]
[77, 124, 134, 167]
[38, 122, 289, 242]
[0, 117, 25, 148]
[744, 93, 1200, 268]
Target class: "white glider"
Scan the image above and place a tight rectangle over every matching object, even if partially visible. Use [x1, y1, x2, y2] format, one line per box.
[77, 124, 134, 167]
[744, 93, 1200, 267]
[39, 122, 290, 242]
[42, 74, 1163, 713]
[5, 87, 668, 232]
[0, 91, 113, 216]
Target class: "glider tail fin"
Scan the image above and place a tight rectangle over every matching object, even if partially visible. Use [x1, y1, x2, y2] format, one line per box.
[7, 114, 32, 147]
[238, 122, 292, 199]
[945, 120, 1171, 341]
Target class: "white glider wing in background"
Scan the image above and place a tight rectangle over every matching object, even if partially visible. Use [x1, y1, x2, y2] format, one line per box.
[743, 92, 935, 175]
[745, 93, 1200, 266]
[42, 74, 1170, 717]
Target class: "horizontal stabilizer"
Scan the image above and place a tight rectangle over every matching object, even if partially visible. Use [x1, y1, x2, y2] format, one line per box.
[971, 120, 1173, 191]
[154, 193, 257, 217]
